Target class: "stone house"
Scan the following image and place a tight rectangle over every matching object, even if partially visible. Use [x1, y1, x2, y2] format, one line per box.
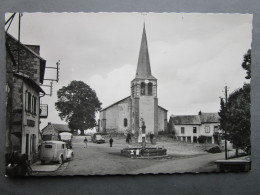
[5, 33, 46, 162]
[41, 122, 71, 141]
[98, 25, 167, 136]
[169, 112, 221, 144]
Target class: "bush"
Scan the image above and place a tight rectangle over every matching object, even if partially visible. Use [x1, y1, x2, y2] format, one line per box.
[167, 133, 175, 139]
[206, 146, 221, 153]
[158, 131, 165, 135]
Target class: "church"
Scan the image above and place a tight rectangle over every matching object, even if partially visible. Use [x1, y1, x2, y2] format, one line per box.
[98, 25, 168, 136]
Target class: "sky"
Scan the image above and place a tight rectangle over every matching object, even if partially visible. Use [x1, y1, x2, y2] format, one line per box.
[5, 12, 252, 129]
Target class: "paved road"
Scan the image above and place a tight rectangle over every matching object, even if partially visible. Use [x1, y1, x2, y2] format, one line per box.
[45, 139, 228, 176]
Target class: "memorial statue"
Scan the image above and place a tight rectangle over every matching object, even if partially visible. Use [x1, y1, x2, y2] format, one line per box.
[141, 121, 146, 148]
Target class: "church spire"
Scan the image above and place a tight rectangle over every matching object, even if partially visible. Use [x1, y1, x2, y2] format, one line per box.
[135, 24, 156, 79]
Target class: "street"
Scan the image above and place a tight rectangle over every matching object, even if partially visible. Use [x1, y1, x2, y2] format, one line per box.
[34, 136, 229, 176]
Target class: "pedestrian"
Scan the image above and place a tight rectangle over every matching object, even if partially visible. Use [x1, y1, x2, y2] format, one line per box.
[109, 137, 113, 147]
[126, 137, 129, 144]
[84, 137, 88, 148]
[136, 149, 140, 157]
[150, 133, 154, 144]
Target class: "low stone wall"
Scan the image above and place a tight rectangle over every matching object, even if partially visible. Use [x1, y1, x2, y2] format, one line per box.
[121, 147, 167, 157]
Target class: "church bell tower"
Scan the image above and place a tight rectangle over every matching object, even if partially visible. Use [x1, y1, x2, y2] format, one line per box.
[131, 24, 158, 136]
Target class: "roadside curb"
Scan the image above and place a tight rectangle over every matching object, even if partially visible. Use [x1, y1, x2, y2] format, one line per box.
[31, 161, 62, 172]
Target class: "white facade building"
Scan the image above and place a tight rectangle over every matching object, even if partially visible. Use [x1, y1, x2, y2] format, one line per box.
[170, 112, 221, 144]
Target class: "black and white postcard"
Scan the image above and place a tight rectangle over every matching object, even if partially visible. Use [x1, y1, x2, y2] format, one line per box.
[4, 12, 252, 176]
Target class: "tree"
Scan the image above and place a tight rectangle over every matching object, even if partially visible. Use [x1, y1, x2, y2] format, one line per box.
[219, 49, 251, 155]
[242, 49, 251, 79]
[219, 84, 251, 154]
[55, 80, 102, 134]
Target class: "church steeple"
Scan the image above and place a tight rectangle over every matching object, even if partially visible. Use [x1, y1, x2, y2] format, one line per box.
[135, 24, 156, 79]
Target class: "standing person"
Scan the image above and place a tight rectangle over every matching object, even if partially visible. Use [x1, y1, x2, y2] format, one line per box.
[126, 133, 131, 144]
[150, 133, 154, 144]
[129, 133, 132, 144]
[109, 137, 113, 147]
[84, 137, 88, 148]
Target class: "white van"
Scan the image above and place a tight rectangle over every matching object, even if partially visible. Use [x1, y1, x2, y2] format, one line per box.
[40, 141, 73, 164]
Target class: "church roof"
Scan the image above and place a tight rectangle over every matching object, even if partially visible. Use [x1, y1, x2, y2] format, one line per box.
[135, 24, 156, 80]
[100, 96, 167, 113]
[100, 96, 131, 111]
[158, 105, 168, 112]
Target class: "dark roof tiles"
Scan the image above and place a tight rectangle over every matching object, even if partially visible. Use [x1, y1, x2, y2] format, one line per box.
[50, 123, 71, 132]
[172, 115, 201, 125]
[200, 112, 220, 123]
[172, 112, 220, 125]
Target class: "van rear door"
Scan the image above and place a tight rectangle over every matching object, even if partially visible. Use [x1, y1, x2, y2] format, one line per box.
[40, 143, 55, 161]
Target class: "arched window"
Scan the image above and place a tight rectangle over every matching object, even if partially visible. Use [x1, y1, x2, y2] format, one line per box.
[148, 82, 153, 95]
[141, 82, 145, 95]
[124, 118, 128, 127]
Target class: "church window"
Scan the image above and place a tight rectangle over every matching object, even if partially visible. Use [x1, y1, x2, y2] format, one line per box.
[124, 118, 128, 127]
[148, 82, 153, 95]
[141, 82, 145, 95]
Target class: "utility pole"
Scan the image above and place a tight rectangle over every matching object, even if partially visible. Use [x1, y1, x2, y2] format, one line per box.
[224, 86, 228, 160]
[18, 13, 21, 72]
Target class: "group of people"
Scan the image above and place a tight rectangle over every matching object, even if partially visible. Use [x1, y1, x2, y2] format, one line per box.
[83, 132, 155, 148]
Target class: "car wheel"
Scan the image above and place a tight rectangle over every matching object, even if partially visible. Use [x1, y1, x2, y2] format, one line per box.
[41, 160, 45, 165]
[59, 155, 64, 164]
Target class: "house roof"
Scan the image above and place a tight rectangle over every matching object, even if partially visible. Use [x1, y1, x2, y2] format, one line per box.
[172, 115, 201, 125]
[100, 96, 131, 111]
[200, 112, 220, 123]
[14, 72, 45, 93]
[171, 112, 220, 125]
[51, 123, 71, 132]
[42, 123, 71, 133]
[135, 24, 156, 80]
[6, 33, 46, 84]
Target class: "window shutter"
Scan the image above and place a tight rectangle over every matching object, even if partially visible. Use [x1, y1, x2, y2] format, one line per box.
[25, 91, 27, 112]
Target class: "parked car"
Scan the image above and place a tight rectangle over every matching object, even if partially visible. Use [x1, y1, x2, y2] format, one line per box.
[40, 141, 74, 164]
[92, 133, 105, 144]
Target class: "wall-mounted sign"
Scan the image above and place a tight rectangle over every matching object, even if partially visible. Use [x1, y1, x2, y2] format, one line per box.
[40, 104, 48, 118]
[27, 119, 35, 127]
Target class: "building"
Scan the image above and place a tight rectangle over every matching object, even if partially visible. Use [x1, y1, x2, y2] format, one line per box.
[5, 33, 46, 162]
[169, 111, 221, 144]
[41, 122, 71, 141]
[98, 25, 167, 136]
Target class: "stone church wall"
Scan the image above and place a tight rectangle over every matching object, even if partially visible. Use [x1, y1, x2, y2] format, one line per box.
[101, 97, 131, 133]
[139, 96, 155, 134]
[158, 107, 167, 133]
